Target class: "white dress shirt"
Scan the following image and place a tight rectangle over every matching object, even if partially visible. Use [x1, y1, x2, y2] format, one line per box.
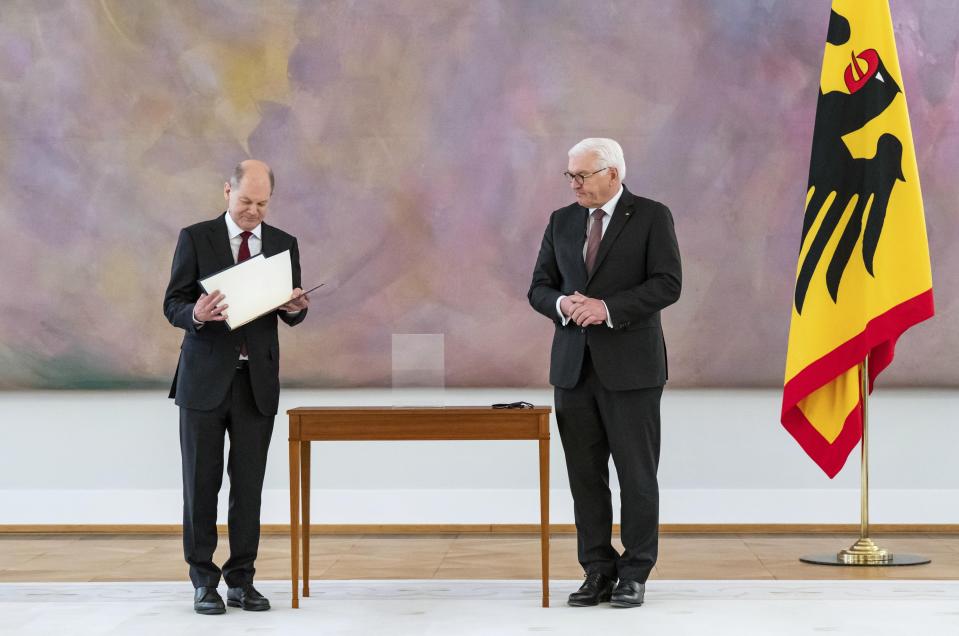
[555, 185, 623, 328]
[192, 214, 265, 359]
[224, 210, 263, 261]
[220, 211, 301, 316]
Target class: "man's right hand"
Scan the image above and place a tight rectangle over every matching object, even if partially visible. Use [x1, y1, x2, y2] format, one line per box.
[194, 291, 228, 322]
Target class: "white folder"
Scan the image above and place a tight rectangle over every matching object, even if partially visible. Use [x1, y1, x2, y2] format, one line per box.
[199, 250, 295, 330]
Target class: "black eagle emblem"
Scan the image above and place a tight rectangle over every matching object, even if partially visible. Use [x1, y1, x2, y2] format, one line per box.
[794, 10, 905, 315]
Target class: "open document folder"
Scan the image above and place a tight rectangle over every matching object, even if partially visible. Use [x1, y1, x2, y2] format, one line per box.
[199, 250, 322, 330]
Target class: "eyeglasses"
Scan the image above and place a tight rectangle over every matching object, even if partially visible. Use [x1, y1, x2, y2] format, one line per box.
[492, 401, 534, 409]
[563, 167, 609, 185]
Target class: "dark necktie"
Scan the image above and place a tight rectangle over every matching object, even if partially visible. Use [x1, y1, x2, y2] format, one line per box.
[237, 231, 253, 263]
[237, 231, 252, 357]
[585, 209, 605, 274]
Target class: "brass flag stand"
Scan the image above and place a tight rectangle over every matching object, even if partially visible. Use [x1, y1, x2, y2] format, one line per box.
[800, 357, 930, 567]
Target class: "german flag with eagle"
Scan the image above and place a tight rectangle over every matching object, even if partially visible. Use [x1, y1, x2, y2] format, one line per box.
[782, 0, 934, 478]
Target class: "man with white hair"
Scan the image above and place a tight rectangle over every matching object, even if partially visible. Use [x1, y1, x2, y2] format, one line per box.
[529, 138, 681, 608]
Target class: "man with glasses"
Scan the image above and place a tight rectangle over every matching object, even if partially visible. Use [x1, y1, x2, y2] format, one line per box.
[528, 138, 681, 608]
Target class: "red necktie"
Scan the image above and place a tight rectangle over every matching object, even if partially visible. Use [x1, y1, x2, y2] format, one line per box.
[585, 209, 605, 274]
[237, 231, 253, 263]
[237, 231, 252, 357]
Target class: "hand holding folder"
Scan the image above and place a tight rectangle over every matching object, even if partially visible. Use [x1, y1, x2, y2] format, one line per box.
[199, 250, 322, 330]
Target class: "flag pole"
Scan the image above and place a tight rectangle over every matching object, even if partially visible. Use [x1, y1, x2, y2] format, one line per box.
[800, 356, 930, 567]
[835, 357, 891, 564]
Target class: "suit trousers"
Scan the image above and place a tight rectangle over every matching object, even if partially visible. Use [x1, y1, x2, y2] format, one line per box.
[179, 365, 274, 588]
[555, 347, 663, 582]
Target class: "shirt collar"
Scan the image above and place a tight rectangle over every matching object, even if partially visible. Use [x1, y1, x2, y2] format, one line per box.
[589, 185, 624, 218]
[224, 211, 262, 240]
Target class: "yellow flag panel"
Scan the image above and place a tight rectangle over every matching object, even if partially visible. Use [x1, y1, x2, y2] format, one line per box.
[781, 0, 934, 478]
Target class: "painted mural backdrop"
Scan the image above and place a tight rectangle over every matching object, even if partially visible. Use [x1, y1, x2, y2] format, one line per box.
[0, 1, 955, 389]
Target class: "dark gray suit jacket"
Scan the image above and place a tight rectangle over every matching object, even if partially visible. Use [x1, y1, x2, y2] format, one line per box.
[528, 185, 681, 390]
[164, 214, 307, 416]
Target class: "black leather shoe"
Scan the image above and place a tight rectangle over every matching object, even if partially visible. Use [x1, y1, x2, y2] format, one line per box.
[193, 587, 226, 615]
[610, 579, 645, 608]
[567, 572, 616, 607]
[227, 585, 271, 611]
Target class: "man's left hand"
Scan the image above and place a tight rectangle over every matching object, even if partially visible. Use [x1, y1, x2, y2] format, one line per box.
[568, 292, 607, 327]
[279, 288, 310, 312]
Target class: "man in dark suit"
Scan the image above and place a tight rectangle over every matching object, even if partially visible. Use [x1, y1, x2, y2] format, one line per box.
[528, 138, 681, 608]
[164, 160, 309, 615]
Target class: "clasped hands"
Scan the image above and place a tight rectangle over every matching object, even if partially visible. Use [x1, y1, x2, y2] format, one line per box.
[560, 291, 608, 327]
[194, 288, 311, 322]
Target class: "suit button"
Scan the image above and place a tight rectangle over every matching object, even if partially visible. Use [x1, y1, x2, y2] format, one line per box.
[580, 328, 586, 334]
[234, 345, 241, 352]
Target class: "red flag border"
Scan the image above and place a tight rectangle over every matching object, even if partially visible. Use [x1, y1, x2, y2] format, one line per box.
[780, 288, 934, 478]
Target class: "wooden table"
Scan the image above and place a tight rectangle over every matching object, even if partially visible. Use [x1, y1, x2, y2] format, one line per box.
[287, 406, 553, 608]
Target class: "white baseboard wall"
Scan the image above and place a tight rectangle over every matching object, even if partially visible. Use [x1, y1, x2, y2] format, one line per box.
[2, 388, 957, 525]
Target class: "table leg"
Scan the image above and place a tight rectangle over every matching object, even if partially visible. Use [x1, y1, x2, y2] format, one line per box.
[539, 435, 550, 608]
[289, 439, 300, 609]
[301, 440, 311, 597]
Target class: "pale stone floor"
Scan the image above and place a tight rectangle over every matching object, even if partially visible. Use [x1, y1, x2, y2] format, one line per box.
[2, 534, 958, 635]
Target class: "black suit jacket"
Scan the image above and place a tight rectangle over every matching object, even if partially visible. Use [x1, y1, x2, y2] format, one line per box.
[528, 185, 681, 390]
[164, 214, 307, 416]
